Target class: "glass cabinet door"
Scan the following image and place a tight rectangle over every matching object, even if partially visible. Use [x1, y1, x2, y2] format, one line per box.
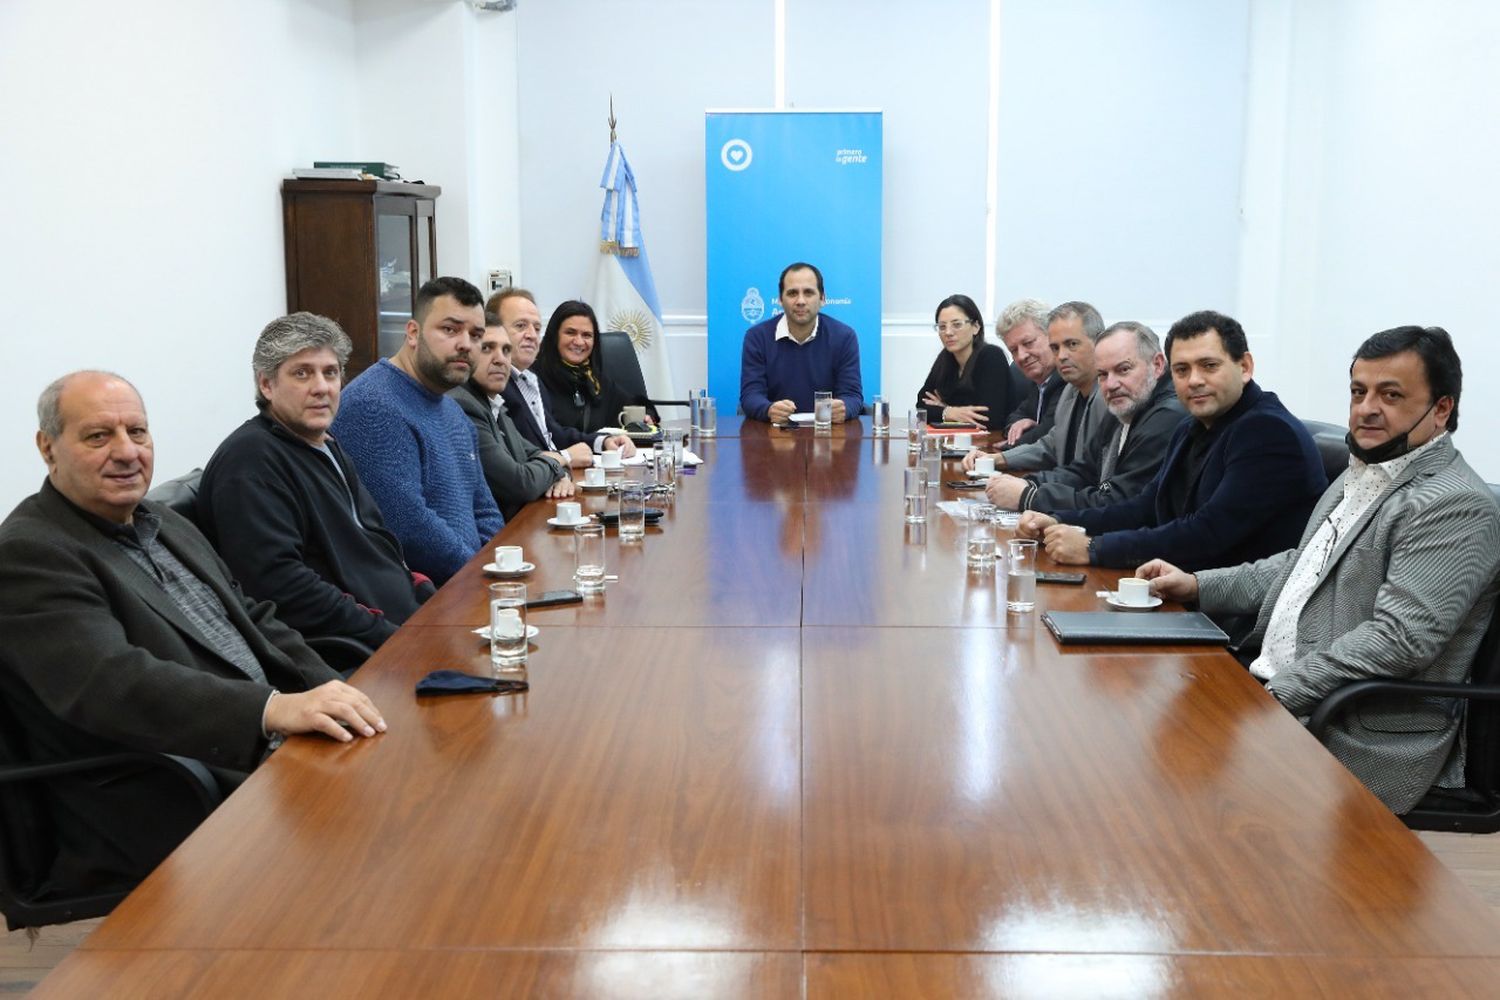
[375, 208, 416, 358]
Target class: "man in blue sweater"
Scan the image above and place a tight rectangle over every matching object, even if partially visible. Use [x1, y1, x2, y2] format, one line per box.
[739, 262, 864, 423]
[331, 276, 504, 584]
[1017, 310, 1326, 571]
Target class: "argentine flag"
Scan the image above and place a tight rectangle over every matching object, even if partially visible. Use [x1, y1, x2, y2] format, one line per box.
[592, 141, 676, 399]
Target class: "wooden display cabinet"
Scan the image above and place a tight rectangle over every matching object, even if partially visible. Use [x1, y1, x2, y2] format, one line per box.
[281, 179, 440, 377]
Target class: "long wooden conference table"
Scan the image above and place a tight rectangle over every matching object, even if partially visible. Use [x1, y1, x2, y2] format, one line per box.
[37, 418, 1500, 997]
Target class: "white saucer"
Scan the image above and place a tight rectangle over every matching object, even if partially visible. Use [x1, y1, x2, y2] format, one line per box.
[969, 470, 995, 480]
[548, 516, 591, 529]
[1106, 594, 1162, 612]
[472, 624, 541, 640]
[788, 412, 815, 424]
[483, 561, 535, 577]
[578, 481, 610, 492]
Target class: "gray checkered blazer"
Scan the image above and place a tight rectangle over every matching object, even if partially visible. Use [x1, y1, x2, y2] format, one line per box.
[1197, 435, 1500, 813]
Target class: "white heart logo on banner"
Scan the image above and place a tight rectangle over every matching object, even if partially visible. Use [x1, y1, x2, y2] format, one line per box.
[721, 139, 753, 172]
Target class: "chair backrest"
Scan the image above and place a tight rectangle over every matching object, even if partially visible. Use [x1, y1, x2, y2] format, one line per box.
[145, 467, 204, 525]
[1300, 419, 1349, 483]
[0, 683, 59, 926]
[598, 331, 649, 404]
[1464, 561, 1500, 796]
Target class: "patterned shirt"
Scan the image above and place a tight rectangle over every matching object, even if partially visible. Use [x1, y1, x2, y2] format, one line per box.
[1250, 432, 1446, 680]
[109, 508, 268, 685]
[511, 368, 557, 450]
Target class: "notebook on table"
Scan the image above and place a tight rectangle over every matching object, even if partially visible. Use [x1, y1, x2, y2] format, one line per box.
[1040, 611, 1230, 646]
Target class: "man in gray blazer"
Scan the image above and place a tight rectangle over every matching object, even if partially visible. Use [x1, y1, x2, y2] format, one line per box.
[0, 371, 386, 891]
[451, 312, 576, 520]
[1141, 327, 1500, 813]
[963, 301, 1110, 475]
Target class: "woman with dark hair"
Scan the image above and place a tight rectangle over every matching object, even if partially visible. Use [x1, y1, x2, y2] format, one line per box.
[532, 300, 648, 433]
[916, 293, 1013, 429]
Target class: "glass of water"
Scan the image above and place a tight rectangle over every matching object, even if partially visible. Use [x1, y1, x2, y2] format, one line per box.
[904, 466, 929, 524]
[618, 486, 647, 542]
[922, 433, 943, 492]
[574, 522, 606, 593]
[814, 391, 833, 431]
[1006, 538, 1038, 612]
[871, 395, 891, 436]
[698, 397, 717, 437]
[653, 447, 676, 492]
[966, 504, 998, 568]
[907, 407, 924, 453]
[488, 581, 528, 672]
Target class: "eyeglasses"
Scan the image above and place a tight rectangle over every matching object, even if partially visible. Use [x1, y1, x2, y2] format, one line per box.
[934, 320, 973, 334]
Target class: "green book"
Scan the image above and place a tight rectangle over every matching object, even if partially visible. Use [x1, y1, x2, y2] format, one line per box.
[314, 161, 401, 180]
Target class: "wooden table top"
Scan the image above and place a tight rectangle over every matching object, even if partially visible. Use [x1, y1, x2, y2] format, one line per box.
[38, 425, 1500, 998]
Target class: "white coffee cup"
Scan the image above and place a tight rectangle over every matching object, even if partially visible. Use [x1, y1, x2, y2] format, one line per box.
[950, 433, 973, 450]
[556, 501, 583, 524]
[494, 545, 523, 572]
[599, 450, 623, 470]
[584, 466, 606, 488]
[974, 455, 996, 476]
[1117, 577, 1154, 606]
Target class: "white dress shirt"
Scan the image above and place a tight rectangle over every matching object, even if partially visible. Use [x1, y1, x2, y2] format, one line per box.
[1250, 432, 1446, 680]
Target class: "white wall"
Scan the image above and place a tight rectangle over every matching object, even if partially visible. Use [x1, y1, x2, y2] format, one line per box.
[0, 0, 362, 511]
[1240, 0, 1500, 479]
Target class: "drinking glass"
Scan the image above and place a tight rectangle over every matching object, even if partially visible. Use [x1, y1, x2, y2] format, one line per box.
[922, 433, 942, 493]
[574, 522, 606, 593]
[904, 466, 929, 524]
[814, 391, 833, 432]
[698, 397, 717, 437]
[871, 396, 891, 437]
[966, 504, 997, 568]
[488, 582, 528, 672]
[618, 486, 647, 542]
[907, 407, 923, 453]
[653, 447, 676, 491]
[1006, 538, 1038, 612]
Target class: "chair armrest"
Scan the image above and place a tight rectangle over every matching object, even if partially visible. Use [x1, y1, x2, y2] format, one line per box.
[307, 635, 377, 679]
[1307, 678, 1500, 738]
[0, 751, 222, 813]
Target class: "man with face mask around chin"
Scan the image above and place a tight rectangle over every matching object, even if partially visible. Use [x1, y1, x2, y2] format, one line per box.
[1140, 326, 1500, 814]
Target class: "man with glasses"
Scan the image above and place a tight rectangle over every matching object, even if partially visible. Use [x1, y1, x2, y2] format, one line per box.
[1142, 327, 1500, 814]
[740, 261, 864, 424]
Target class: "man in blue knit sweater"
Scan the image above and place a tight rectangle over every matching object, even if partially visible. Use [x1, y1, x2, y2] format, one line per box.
[331, 277, 504, 584]
[739, 262, 864, 424]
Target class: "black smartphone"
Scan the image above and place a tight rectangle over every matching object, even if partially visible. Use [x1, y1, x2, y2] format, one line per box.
[946, 481, 987, 490]
[526, 590, 584, 609]
[1036, 572, 1087, 585]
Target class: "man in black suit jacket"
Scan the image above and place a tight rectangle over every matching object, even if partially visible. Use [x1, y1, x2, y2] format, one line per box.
[1020, 311, 1328, 571]
[488, 288, 635, 463]
[451, 312, 575, 519]
[0, 371, 386, 892]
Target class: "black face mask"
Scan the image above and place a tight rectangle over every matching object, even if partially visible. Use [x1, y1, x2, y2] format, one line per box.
[1345, 400, 1437, 465]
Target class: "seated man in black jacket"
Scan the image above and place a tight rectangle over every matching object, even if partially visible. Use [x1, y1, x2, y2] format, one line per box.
[198, 313, 433, 651]
[986, 321, 1186, 512]
[451, 312, 576, 519]
[1016, 311, 1327, 570]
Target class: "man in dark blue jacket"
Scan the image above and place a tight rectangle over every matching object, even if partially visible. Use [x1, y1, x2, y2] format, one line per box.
[1017, 310, 1326, 571]
[739, 262, 863, 423]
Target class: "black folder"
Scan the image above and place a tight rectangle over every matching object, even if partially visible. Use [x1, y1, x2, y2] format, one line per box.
[1040, 610, 1230, 646]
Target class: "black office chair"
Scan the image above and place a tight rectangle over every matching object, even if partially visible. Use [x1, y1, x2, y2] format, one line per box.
[1300, 418, 1349, 483]
[599, 330, 689, 412]
[1308, 484, 1500, 832]
[0, 692, 221, 930]
[144, 470, 375, 677]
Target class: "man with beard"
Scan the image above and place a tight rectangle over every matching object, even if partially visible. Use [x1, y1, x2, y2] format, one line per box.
[985, 320, 1185, 511]
[332, 276, 503, 584]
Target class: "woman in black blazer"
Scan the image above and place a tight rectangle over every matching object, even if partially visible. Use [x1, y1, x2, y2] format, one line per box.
[532, 300, 647, 434]
[916, 293, 1013, 429]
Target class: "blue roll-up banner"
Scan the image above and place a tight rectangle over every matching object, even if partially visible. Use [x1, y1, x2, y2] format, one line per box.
[705, 110, 883, 414]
